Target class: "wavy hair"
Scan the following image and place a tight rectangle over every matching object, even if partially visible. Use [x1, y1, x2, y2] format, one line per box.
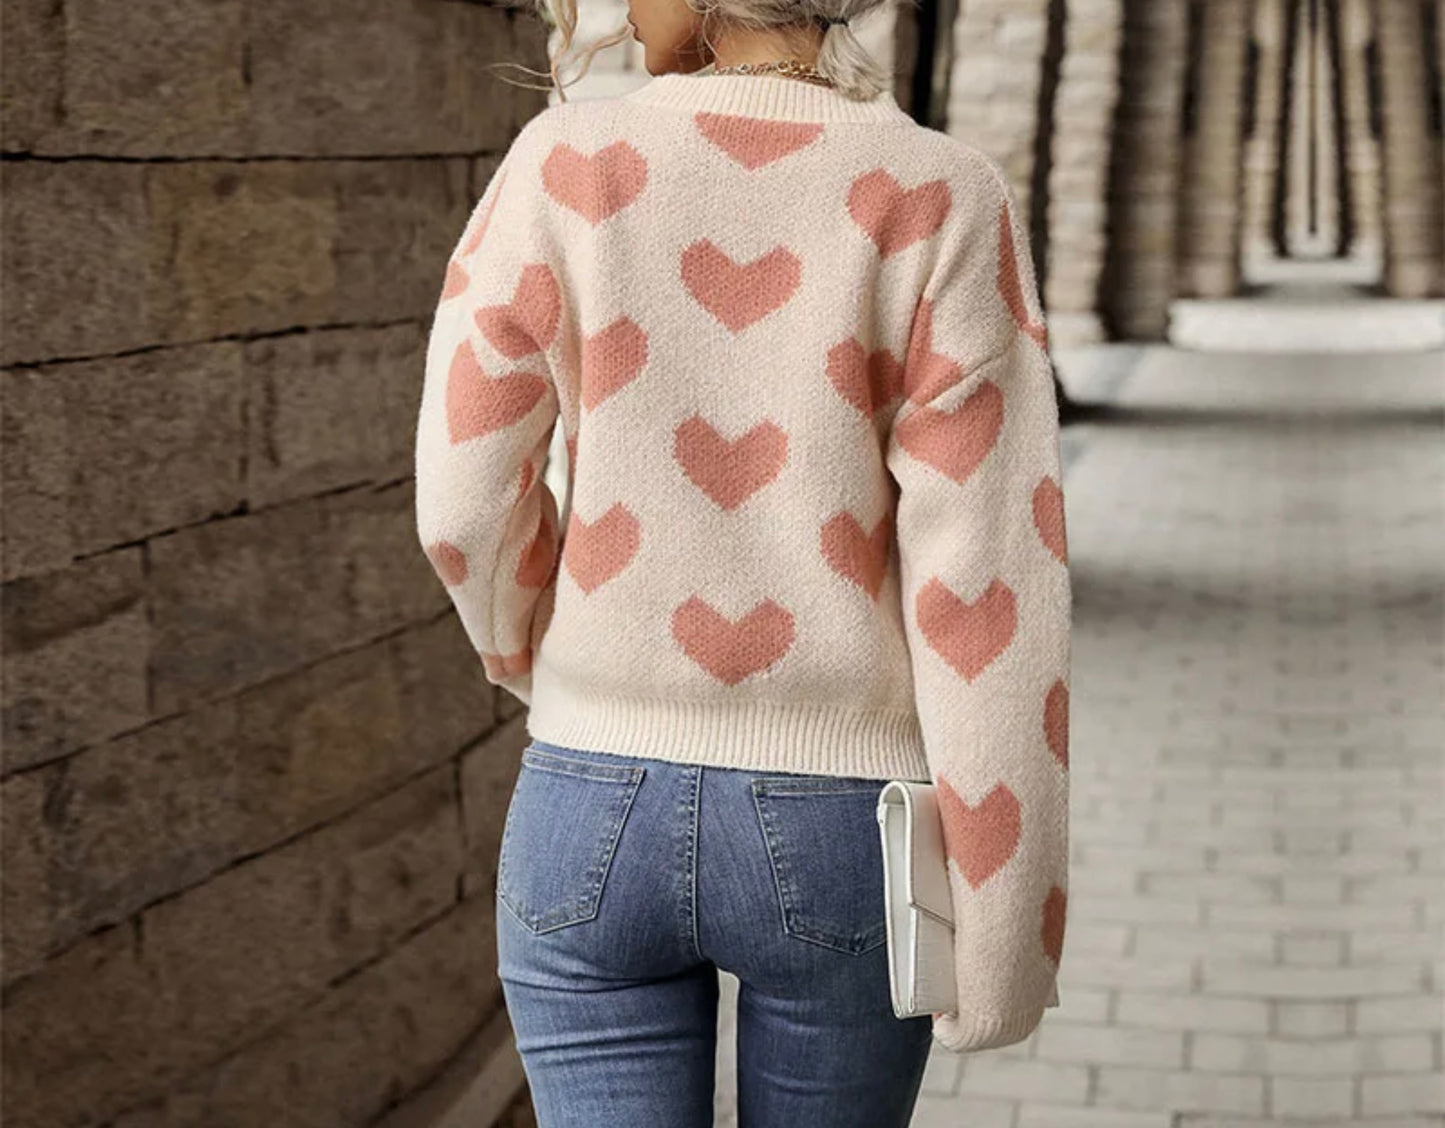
[491, 0, 895, 103]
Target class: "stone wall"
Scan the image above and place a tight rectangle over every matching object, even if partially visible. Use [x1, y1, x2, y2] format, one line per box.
[1, 1, 549, 1125]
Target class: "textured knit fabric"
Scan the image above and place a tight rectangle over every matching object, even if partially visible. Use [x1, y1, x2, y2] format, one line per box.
[414, 70, 1071, 1053]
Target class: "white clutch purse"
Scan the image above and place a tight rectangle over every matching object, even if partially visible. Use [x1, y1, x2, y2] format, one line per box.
[876, 780, 1060, 1020]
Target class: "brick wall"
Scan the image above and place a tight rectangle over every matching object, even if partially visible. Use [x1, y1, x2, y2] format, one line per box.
[1, 1, 551, 1125]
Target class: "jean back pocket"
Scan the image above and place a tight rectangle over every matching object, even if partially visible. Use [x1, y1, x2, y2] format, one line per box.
[498, 746, 645, 934]
[750, 776, 888, 955]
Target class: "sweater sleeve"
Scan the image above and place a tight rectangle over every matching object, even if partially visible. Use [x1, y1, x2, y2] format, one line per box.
[885, 162, 1071, 1053]
[414, 119, 564, 708]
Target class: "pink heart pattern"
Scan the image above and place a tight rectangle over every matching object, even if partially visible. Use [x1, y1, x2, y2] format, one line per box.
[1042, 885, 1067, 966]
[674, 415, 788, 510]
[903, 297, 965, 405]
[475, 263, 561, 360]
[461, 166, 509, 257]
[424, 540, 468, 587]
[820, 511, 891, 600]
[826, 337, 905, 419]
[581, 316, 649, 411]
[1032, 475, 1068, 564]
[515, 500, 560, 589]
[440, 260, 469, 301]
[542, 141, 649, 225]
[429, 134, 1070, 919]
[563, 503, 642, 594]
[937, 776, 1022, 889]
[916, 576, 1017, 682]
[481, 646, 532, 681]
[997, 201, 1049, 350]
[1044, 679, 1069, 768]
[893, 380, 1005, 486]
[694, 113, 825, 169]
[672, 596, 795, 685]
[445, 340, 550, 445]
[681, 239, 801, 332]
[847, 168, 952, 257]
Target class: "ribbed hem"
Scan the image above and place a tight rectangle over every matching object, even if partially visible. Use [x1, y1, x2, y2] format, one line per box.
[931, 1002, 1047, 1054]
[526, 663, 931, 781]
[621, 71, 916, 125]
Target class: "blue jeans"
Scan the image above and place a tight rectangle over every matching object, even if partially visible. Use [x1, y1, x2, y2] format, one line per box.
[495, 739, 935, 1127]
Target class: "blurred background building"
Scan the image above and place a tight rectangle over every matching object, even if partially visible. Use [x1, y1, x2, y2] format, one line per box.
[2, 1, 1442, 1127]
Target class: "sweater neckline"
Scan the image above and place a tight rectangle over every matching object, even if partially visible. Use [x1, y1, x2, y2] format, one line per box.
[620, 71, 916, 125]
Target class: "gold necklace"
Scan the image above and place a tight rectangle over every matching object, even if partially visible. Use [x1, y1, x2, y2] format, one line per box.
[710, 58, 835, 87]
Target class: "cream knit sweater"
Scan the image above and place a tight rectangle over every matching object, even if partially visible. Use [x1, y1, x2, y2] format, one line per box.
[415, 71, 1071, 1053]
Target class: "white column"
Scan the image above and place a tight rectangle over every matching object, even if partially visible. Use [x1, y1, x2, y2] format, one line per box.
[1177, 0, 1253, 297]
[1100, 0, 1191, 339]
[1243, 0, 1290, 275]
[944, 0, 1053, 215]
[1339, 0, 1383, 264]
[1043, 0, 1126, 344]
[1373, 0, 1445, 296]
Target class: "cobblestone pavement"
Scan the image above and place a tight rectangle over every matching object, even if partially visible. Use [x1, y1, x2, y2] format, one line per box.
[710, 291, 1445, 1127]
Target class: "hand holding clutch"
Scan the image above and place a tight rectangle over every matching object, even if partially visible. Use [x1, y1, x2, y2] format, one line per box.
[876, 780, 1060, 1026]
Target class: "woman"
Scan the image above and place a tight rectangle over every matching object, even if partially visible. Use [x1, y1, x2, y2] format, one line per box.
[414, 0, 1071, 1122]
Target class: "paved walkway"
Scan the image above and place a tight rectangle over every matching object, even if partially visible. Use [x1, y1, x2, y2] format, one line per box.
[906, 284, 1445, 1127]
[709, 280, 1444, 1127]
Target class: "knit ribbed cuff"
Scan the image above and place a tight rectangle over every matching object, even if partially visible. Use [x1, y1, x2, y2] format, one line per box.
[931, 1002, 1047, 1054]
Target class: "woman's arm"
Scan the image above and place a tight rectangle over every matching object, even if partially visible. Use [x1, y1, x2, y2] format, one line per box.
[414, 118, 564, 707]
[886, 162, 1072, 1052]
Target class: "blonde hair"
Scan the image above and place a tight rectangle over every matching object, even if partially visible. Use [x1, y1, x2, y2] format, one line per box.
[490, 0, 895, 104]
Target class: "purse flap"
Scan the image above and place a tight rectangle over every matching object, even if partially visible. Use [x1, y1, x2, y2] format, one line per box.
[879, 781, 954, 926]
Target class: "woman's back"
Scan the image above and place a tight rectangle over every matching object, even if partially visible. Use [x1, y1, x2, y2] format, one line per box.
[416, 68, 1070, 1051]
